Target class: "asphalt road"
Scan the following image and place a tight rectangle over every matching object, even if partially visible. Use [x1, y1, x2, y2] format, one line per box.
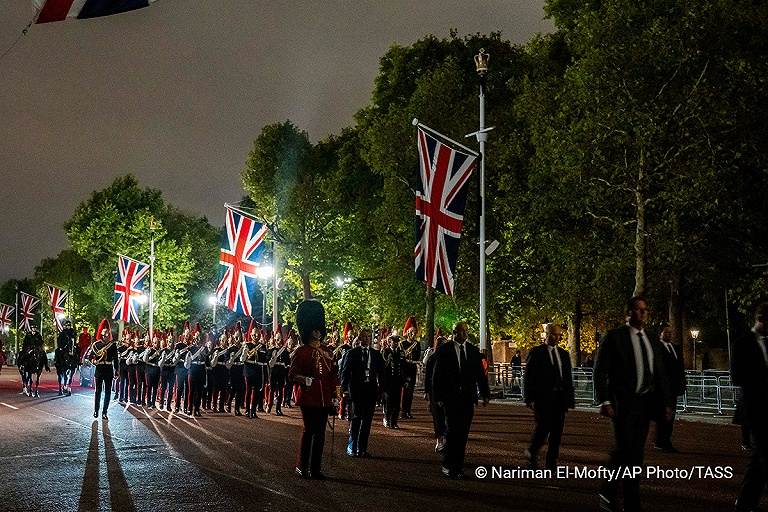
[0, 368, 751, 512]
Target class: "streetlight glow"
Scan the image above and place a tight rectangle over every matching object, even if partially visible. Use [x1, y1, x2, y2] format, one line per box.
[257, 265, 274, 279]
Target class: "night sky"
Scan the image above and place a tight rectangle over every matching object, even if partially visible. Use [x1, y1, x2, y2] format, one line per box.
[0, 0, 552, 282]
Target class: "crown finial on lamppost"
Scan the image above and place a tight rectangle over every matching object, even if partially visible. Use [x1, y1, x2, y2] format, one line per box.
[474, 48, 489, 77]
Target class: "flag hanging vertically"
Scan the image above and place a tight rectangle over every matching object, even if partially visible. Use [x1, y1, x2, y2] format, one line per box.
[414, 125, 478, 296]
[19, 292, 40, 332]
[46, 284, 69, 332]
[216, 206, 267, 316]
[112, 255, 150, 324]
[0, 303, 14, 333]
[33, 0, 158, 24]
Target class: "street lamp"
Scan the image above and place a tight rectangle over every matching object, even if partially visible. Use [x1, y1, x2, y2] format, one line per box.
[208, 295, 218, 325]
[257, 265, 274, 326]
[691, 329, 700, 371]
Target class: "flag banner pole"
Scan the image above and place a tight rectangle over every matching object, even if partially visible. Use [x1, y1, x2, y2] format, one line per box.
[224, 203, 261, 221]
[116, 253, 150, 268]
[412, 118, 479, 156]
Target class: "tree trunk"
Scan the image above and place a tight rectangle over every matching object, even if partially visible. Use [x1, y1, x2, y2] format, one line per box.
[633, 162, 647, 297]
[568, 299, 583, 367]
[425, 285, 435, 351]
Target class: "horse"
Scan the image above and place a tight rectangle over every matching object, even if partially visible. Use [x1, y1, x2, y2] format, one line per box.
[19, 346, 48, 397]
[54, 343, 80, 396]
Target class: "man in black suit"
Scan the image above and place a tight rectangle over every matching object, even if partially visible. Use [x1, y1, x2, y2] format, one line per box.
[654, 323, 686, 453]
[594, 297, 674, 512]
[732, 302, 768, 512]
[340, 328, 387, 457]
[430, 321, 491, 478]
[524, 323, 575, 471]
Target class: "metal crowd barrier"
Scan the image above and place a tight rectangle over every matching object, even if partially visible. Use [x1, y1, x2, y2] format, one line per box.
[491, 365, 736, 415]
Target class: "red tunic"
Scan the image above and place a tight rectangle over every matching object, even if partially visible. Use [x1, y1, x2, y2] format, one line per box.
[288, 344, 338, 408]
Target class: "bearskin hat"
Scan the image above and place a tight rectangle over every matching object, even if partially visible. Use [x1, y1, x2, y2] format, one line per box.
[295, 300, 326, 344]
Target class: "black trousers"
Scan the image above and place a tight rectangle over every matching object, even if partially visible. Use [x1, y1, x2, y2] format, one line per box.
[174, 368, 189, 411]
[189, 365, 206, 413]
[244, 364, 264, 414]
[602, 394, 655, 512]
[145, 365, 161, 405]
[297, 406, 328, 473]
[349, 388, 377, 453]
[136, 363, 147, 405]
[269, 370, 286, 411]
[212, 366, 228, 411]
[228, 365, 245, 412]
[160, 368, 175, 408]
[384, 379, 402, 425]
[118, 362, 129, 402]
[654, 408, 677, 448]
[94, 366, 114, 415]
[528, 396, 568, 470]
[442, 400, 475, 474]
[738, 420, 768, 511]
[401, 362, 417, 415]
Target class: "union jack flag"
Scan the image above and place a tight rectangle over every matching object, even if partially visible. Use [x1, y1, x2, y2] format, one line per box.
[112, 255, 150, 323]
[216, 207, 267, 316]
[414, 126, 477, 296]
[46, 284, 69, 332]
[19, 292, 40, 332]
[0, 303, 14, 333]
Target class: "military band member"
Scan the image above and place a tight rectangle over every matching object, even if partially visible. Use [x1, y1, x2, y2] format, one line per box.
[382, 333, 404, 429]
[117, 332, 131, 403]
[210, 329, 231, 412]
[268, 332, 291, 415]
[158, 333, 175, 410]
[227, 323, 247, 416]
[204, 330, 216, 410]
[243, 320, 267, 418]
[401, 317, 422, 419]
[135, 331, 149, 406]
[125, 331, 138, 404]
[143, 332, 162, 409]
[173, 323, 192, 414]
[85, 319, 119, 420]
[185, 324, 209, 417]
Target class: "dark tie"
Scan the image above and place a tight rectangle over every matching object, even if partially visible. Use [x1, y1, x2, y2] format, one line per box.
[363, 348, 369, 365]
[637, 332, 653, 393]
[459, 343, 466, 374]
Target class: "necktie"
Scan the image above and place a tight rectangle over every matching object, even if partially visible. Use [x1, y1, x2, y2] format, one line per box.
[551, 346, 563, 386]
[637, 332, 653, 393]
[363, 348, 369, 365]
[459, 343, 466, 374]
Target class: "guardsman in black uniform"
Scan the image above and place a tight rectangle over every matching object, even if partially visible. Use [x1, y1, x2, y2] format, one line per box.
[143, 331, 162, 409]
[243, 320, 267, 418]
[268, 332, 292, 415]
[226, 323, 247, 416]
[203, 329, 216, 410]
[210, 329, 230, 412]
[158, 332, 175, 410]
[185, 324, 209, 417]
[172, 322, 192, 414]
[382, 333, 404, 429]
[401, 317, 422, 420]
[85, 319, 119, 420]
[135, 331, 149, 405]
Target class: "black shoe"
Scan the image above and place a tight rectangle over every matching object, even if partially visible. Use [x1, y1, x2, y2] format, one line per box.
[295, 467, 309, 479]
[257, 407, 265, 413]
[742, 444, 753, 451]
[194, 411, 202, 417]
[250, 410, 258, 418]
[93, 411, 98, 418]
[383, 419, 390, 428]
[275, 410, 284, 416]
[358, 451, 373, 458]
[391, 423, 400, 429]
[234, 410, 243, 416]
[226, 406, 232, 413]
[267, 405, 272, 414]
[174, 408, 180, 414]
[101, 413, 108, 420]
[310, 471, 326, 480]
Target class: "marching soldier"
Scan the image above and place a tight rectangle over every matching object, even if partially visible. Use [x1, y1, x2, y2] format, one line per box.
[158, 332, 175, 410]
[382, 332, 404, 429]
[226, 323, 247, 416]
[143, 331, 162, 409]
[210, 329, 230, 412]
[401, 317, 422, 420]
[185, 324, 209, 416]
[85, 319, 118, 420]
[135, 331, 149, 405]
[243, 320, 268, 418]
[172, 322, 192, 414]
[268, 331, 291, 415]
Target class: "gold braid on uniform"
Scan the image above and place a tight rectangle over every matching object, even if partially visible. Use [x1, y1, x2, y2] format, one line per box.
[312, 346, 333, 376]
[92, 342, 114, 363]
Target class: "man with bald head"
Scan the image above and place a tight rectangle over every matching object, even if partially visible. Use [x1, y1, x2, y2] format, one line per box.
[429, 321, 491, 478]
[524, 323, 574, 471]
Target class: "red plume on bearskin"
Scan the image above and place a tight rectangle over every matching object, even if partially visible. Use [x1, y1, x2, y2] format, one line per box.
[343, 321, 352, 342]
[183, 320, 190, 334]
[96, 319, 111, 341]
[403, 316, 418, 335]
[247, 319, 257, 342]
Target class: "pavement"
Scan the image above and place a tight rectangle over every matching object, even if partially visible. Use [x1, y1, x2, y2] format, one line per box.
[0, 367, 753, 512]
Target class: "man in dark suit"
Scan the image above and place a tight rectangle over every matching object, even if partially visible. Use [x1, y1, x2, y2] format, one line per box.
[732, 302, 768, 512]
[430, 321, 491, 478]
[594, 296, 674, 512]
[340, 328, 386, 457]
[654, 322, 686, 453]
[524, 323, 575, 471]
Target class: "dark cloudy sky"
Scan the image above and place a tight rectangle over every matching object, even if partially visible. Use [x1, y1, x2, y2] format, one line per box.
[0, 0, 552, 282]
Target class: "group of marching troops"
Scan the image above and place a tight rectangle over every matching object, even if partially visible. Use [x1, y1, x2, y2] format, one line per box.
[101, 319, 297, 418]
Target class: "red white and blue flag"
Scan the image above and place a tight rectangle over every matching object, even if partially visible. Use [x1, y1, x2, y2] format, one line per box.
[33, 0, 158, 24]
[414, 125, 477, 296]
[0, 303, 14, 333]
[112, 255, 150, 324]
[46, 284, 69, 332]
[19, 292, 40, 332]
[216, 206, 267, 317]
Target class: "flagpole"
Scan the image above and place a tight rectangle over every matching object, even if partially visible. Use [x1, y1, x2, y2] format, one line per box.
[475, 49, 490, 354]
[149, 222, 156, 338]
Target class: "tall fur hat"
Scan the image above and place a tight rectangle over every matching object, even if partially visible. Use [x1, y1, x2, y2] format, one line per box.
[295, 300, 326, 343]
